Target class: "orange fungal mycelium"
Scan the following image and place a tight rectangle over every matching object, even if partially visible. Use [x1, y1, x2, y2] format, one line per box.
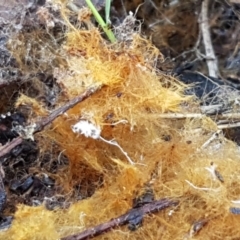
[2, 4, 240, 240]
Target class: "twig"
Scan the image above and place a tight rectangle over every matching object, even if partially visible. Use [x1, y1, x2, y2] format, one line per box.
[157, 112, 240, 129]
[158, 112, 240, 120]
[200, 104, 226, 115]
[217, 122, 240, 129]
[0, 86, 99, 159]
[34, 86, 99, 133]
[200, 0, 219, 78]
[172, 29, 202, 64]
[61, 198, 179, 240]
[0, 137, 23, 158]
[201, 130, 221, 149]
[216, 113, 240, 119]
[158, 113, 203, 119]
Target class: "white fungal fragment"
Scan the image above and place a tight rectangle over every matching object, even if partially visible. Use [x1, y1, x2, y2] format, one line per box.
[71, 119, 135, 165]
[71, 120, 101, 139]
[12, 123, 36, 141]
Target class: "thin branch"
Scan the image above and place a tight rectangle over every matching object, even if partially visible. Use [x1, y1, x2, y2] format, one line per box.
[217, 122, 240, 129]
[158, 113, 203, 119]
[200, 104, 226, 115]
[34, 86, 99, 133]
[61, 198, 179, 240]
[216, 113, 240, 119]
[201, 130, 221, 149]
[0, 137, 23, 159]
[0, 86, 100, 159]
[157, 112, 240, 129]
[200, 0, 219, 78]
[157, 112, 240, 120]
[171, 29, 202, 63]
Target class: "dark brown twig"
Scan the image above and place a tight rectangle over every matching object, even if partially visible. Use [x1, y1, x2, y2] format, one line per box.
[0, 137, 23, 158]
[0, 86, 99, 159]
[34, 86, 99, 133]
[61, 198, 179, 240]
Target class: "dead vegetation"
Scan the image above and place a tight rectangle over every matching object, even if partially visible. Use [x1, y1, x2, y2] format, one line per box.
[1, 0, 240, 239]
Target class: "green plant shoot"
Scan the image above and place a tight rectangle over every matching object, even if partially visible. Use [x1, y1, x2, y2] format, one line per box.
[85, 0, 116, 43]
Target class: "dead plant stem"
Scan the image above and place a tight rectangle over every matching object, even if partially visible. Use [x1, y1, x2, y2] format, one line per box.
[34, 86, 99, 133]
[200, 0, 219, 78]
[61, 198, 179, 240]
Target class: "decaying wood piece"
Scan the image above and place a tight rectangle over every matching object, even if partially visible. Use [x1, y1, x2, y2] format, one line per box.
[61, 198, 179, 240]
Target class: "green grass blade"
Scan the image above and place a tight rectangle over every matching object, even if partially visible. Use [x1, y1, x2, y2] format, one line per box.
[85, 0, 116, 43]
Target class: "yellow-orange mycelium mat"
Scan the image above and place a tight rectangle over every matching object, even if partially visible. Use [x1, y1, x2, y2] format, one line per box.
[2, 10, 240, 240]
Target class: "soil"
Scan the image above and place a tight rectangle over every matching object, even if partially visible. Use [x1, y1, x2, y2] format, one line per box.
[1, 0, 240, 230]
